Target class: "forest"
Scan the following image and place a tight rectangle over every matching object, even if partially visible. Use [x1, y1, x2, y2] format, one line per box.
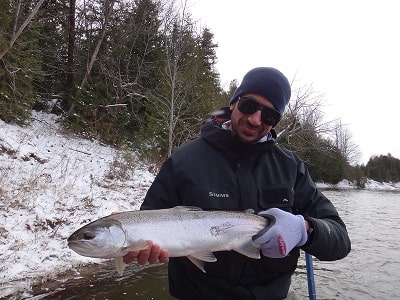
[1, 0, 399, 184]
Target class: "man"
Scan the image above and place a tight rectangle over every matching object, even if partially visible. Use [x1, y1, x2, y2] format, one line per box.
[124, 67, 351, 299]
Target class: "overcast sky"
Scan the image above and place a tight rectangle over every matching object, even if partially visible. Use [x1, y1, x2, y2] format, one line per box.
[189, 0, 399, 164]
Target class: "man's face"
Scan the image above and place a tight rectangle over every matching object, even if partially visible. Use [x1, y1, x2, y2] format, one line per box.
[230, 93, 275, 143]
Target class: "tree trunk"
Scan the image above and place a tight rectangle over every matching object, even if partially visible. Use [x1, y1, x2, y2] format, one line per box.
[65, 0, 76, 94]
[80, 0, 115, 88]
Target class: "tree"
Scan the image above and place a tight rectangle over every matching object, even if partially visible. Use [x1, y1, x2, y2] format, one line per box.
[80, 0, 116, 89]
[332, 119, 361, 166]
[0, 0, 222, 157]
[65, 0, 76, 94]
[366, 154, 400, 182]
[0, 0, 45, 60]
[146, 0, 220, 157]
[0, 0, 44, 123]
[276, 83, 352, 183]
[277, 84, 332, 157]
[34, 0, 70, 99]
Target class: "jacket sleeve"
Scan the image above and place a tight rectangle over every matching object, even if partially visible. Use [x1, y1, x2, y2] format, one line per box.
[293, 160, 351, 261]
[302, 216, 351, 261]
[140, 158, 181, 210]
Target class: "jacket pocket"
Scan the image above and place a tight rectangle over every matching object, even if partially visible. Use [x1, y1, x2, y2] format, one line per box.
[258, 187, 294, 211]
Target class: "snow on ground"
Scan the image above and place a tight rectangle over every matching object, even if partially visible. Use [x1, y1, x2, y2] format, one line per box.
[0, 111, 155, 298]
[316, 178, 400, 190]
[0, 111, 399, 298]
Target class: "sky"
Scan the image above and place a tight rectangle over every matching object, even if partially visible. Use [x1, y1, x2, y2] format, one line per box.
[1, 111, 399, 298]
[189, 0, 400, 164]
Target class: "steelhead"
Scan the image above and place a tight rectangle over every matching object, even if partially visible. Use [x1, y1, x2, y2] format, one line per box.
[67, 206, 269, 275]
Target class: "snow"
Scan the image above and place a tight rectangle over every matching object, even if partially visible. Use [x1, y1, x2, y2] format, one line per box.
[0, 111, 399, 298]
[316, 178, 400, 190]
[0, 111, 155, 297]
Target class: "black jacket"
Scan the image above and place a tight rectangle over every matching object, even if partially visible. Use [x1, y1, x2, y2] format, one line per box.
[141, 113, 351, 300]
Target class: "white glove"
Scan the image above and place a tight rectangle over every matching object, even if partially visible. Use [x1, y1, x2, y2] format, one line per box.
[252, 208, 308, 258]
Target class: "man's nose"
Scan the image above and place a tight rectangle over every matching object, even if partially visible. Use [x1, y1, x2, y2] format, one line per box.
[247, 110, 262, 126]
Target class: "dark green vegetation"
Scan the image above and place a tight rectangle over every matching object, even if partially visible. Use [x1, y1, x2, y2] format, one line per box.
[1, 0, 399, 184]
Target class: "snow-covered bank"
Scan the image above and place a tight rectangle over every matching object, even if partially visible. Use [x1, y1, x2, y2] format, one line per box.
[316, 178, 400, 191]
[0, 112, 155, 298]
[0, 112, 399, 298]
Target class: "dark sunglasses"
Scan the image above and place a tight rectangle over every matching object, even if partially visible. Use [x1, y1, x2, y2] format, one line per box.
[236, 96, 282, 127]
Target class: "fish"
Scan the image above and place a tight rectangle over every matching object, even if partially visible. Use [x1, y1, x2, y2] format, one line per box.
[67, 206, 270, 275]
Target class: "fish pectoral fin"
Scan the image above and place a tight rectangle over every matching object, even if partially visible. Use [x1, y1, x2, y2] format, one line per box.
[187, 252, 217, 273]
[233, 241, 261, 259]
[121, 239, 148, 252]
[115, 257, 126, 276]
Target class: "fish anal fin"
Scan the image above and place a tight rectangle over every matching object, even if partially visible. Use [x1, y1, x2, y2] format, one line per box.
[187, 252, 217, 273]
[187, 256, 206, 273]
[190, 251, 217, 262]
[233, 241, 261, 259]
[115, 257, 126, 275]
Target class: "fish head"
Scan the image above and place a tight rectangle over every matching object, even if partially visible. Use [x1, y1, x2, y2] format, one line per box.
[67, 218, 126, 258]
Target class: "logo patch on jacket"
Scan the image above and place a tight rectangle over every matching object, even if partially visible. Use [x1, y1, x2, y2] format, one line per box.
[208, 191, 229, 198]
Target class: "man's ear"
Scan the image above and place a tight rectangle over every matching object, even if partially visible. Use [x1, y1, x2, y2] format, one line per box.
[229, 100, 237, 111]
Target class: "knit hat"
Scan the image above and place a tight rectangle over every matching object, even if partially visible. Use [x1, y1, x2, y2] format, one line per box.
[229, 67, 291, 115]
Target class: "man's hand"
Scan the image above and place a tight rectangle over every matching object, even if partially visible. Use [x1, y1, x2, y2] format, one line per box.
[252, 208, 308, 258]
[123, 240, 169, 265]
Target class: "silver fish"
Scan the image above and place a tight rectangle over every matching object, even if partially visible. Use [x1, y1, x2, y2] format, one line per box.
[67, 206, 269, 274]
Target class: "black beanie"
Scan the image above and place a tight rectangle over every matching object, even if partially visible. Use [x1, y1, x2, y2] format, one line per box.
[229, 67, 291, 115]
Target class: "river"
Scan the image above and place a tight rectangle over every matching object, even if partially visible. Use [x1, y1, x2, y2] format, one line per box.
[31, 189, 400, 299]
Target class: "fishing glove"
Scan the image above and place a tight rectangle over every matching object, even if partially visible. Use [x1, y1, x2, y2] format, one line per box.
[252, 208, 308, 258]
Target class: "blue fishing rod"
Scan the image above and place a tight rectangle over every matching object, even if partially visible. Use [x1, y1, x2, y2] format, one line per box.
[305, 252, 317, 300]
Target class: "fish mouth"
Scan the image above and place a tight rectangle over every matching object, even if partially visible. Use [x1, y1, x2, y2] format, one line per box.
[67, 240, 88, 252]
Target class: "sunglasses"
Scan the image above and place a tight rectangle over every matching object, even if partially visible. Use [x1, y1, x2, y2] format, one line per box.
[236, 96, 281, 127]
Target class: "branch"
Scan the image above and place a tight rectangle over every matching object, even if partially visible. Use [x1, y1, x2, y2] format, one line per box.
[80, 0, 116, 87]
[0, 0, 45, 60]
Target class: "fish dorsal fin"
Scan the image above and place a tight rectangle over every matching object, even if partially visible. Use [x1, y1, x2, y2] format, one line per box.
[173, 206, 203, 211]
[115, 257, 126, 275]
[233, 241, 261, 259]
[187, 252, 217, 273]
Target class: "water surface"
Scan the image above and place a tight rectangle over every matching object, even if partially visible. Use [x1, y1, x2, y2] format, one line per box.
[32, 189, 400, 299]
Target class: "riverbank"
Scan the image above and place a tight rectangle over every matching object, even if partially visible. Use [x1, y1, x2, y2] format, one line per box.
[317, 178, 400, 191]
[1, 112, 399, 299]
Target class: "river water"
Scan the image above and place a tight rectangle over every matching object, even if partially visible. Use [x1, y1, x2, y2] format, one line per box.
[32, 189, 400, 299]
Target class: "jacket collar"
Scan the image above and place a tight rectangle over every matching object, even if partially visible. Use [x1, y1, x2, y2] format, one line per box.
[201, 107, 276, 153]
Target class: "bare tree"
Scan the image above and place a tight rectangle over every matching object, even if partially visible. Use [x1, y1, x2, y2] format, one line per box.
[148, 0, 203, 157]
[277, 83, 334, 152]
[333, 120, 362, 165]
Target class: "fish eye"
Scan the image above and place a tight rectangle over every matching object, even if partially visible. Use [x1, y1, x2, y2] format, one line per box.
[83, 231, 95, 240]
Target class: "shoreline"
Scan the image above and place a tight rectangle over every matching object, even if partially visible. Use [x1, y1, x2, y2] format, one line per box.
[316, 179, 400, 191]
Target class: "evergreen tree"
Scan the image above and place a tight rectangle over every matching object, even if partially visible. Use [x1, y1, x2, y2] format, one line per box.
[0, 0, 43, 123]
[366, 154, 400, 182]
